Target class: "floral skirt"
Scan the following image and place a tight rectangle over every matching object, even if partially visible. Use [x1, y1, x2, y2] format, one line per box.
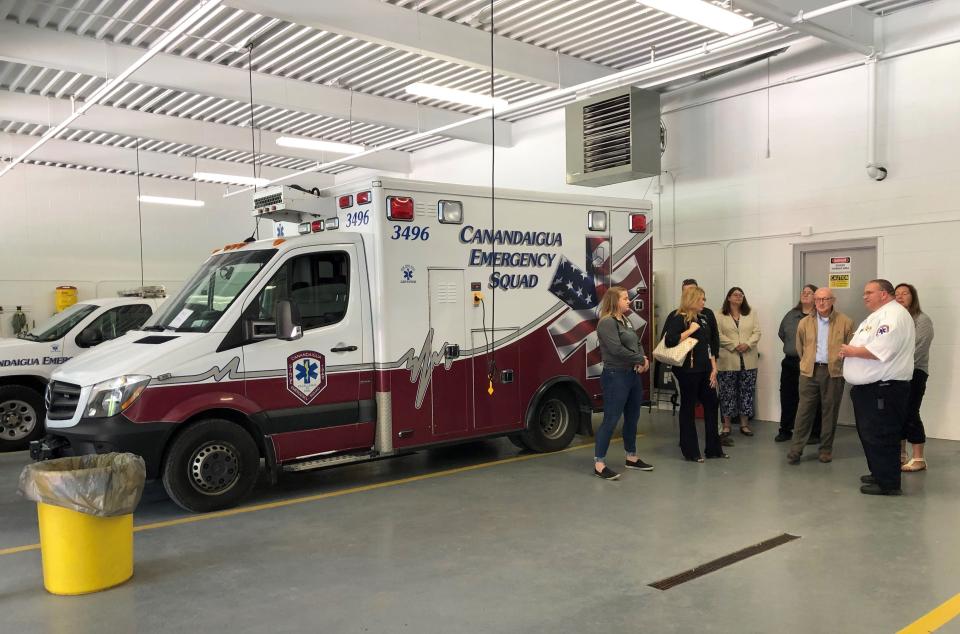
[718, 368, 757, 418]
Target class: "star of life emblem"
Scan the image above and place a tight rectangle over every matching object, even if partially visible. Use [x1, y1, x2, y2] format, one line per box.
[286, 351, 327, 404]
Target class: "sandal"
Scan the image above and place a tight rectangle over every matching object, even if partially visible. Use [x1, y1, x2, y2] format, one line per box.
[740, 426, 754, 437]
[900, 452, 909, 465]
[902, 458, 927, 472]
[720, 429, 731, 437]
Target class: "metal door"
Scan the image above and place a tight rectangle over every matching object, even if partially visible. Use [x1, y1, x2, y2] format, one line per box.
[794, 238, 878, 425]
[428, 269, 469, 436]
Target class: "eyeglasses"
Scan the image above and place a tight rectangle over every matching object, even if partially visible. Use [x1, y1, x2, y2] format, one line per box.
[814, 297, 834, 302]
[729, 293, 744, 298]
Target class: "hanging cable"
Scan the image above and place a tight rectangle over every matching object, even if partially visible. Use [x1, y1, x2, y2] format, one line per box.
[247, 43, 260, 241]
[135, 138, 145, 288]
[486, 0, 497, 395]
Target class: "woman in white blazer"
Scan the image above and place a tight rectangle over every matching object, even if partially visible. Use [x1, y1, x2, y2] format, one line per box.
[716, 287, 762, 437]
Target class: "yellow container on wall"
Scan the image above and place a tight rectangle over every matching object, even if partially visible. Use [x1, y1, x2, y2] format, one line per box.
[54, 286, 78, 313]
[36, 502, 134, 595]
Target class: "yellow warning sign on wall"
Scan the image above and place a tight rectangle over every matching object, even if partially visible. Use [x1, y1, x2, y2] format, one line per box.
[829, 274, 850, 289]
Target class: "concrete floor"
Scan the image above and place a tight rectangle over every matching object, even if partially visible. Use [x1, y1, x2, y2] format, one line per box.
[1, 411, 959, 634]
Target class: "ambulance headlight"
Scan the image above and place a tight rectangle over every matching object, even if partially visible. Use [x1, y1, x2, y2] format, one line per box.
[85, 375, 151, 418]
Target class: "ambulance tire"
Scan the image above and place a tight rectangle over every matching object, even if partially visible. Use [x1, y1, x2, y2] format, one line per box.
[0, 385, 45, 451]
[522, 388, 578, 453]
[507, 434, 531, 451]
[162, 419, 260, 513]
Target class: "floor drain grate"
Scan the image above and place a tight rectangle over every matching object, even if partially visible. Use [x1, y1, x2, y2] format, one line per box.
[648, 533, 800, 591]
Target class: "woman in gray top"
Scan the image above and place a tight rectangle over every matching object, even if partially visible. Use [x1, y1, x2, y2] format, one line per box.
[592, 286, 653, 480]
[895, 283, 934, 472]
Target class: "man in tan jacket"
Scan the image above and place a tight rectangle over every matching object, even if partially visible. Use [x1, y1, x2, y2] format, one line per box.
[787, 288, 855, 464]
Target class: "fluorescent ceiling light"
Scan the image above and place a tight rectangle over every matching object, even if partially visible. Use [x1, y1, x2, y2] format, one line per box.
[138, 195, 205, 208]
[405, 83, 509, 110]
[0, 0, 224, 179]
[194, 171, 270, 187]
[276, 136, 364, 154]
[637, 0, 753, 35]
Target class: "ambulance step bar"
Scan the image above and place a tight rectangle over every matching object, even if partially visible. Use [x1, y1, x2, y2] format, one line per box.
[281, 451, 376, 472]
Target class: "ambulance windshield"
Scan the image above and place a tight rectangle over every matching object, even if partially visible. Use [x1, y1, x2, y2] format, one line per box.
[20, 303, 99, 342]
[147, 249, 277, 333]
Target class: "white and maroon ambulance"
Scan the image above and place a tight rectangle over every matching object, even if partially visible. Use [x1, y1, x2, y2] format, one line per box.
[36, 178, 652, 512]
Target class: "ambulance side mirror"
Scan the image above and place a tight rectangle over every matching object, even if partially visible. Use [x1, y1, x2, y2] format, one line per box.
[274, 300, 303, 341]
[76, 326, 102, 348]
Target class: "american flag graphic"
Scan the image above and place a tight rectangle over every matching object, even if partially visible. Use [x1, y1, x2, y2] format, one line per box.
[548, 237, 647, 378]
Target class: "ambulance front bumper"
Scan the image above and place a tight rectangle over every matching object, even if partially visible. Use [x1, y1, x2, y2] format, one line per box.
[31, 415, 174, 479]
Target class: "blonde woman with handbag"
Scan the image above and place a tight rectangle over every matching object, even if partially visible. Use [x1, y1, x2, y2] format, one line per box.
[661, 286, 727, 462]
[593, 286, 654, 480]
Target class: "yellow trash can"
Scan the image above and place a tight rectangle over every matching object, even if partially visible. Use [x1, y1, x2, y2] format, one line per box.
[54, 285, 78, 312]
[37, 503, 133, 595]
[18, 453, 146, 595]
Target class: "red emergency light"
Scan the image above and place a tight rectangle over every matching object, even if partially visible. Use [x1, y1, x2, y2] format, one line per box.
[311, 220, 324, 232]
[338, 195, 353, 209]
[629, 213, 647, 233]
[387, 196, 414, 221]
[356, 191, 371, 205]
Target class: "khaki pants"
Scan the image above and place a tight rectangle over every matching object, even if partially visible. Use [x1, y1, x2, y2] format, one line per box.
[790, 365, 845, 454]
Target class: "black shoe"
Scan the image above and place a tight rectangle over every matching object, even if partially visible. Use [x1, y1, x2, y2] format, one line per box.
[721, 436, 735, 447]
[860, 483, 902, 496]
[625, 458, 654, 471]
[774, 431, 792, 442]
[860, 474, 876, 484]
[807, 436, 821, 445]
[593, 466, 621, 480]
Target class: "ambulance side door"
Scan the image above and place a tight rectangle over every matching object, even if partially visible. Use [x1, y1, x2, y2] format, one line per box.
[240, 245, 368, 462]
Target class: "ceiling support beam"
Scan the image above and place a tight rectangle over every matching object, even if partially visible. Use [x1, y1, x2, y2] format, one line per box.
[227, 0, 613, 87]
[0, 21, 512, 147]
[0, 92, 412, 173]
[733, 0, 876, 55]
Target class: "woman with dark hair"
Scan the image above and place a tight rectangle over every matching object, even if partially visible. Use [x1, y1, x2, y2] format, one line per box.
[593, 286, 654, 481]
[662, 286, 727, 462]
[716, 287, 762, 436]
[894, 283, 934, 472]
[776, 285, 821, 442]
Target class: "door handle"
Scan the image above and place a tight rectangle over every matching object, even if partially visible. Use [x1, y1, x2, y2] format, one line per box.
[330, 345, 358, 353]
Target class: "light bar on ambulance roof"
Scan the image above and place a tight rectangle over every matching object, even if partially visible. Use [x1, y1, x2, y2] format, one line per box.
[437, 200, 463, 224]
[325, 218, 340, 230]
[356, 191, 371, 205]
[338, 195, 353, 209]
[298, 220, 325, 234]
[387, 196, 414, 221]
[629, 213, 648, 233]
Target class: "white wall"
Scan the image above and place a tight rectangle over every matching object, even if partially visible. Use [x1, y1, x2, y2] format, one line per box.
[410, 0, 960, 440]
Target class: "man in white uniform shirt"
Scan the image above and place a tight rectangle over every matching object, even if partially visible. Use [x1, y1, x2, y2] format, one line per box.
[840, 279, 915, 496]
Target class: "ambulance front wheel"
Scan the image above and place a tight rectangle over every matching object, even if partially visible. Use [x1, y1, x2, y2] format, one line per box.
[162, 419, 260, 513]
[522, 389, 578, 452]
[0, 384, 45, 451]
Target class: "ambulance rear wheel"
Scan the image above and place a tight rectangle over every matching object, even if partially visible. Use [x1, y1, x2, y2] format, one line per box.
[162, 419, 260, 513]
[522, 389, 578, 452]
[0, 385, 45, 451]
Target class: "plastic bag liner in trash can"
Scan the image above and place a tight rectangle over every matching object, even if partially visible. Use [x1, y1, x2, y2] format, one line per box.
[18, 453, 146, 517]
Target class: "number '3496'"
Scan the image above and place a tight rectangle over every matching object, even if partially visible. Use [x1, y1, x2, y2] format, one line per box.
[391, 226, 430, 240]
[345, 210, 370, 227]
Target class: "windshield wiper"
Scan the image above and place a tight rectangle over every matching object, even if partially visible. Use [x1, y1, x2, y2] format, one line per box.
[17, 333, 39, 341]
[141, 325, 167, 332]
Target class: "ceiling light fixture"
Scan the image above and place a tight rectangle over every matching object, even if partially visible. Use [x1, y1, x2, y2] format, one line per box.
[636, 0, 753, 36]
[0, 0, 224, 179]
[137, 195, 205, 208]
[276, 136, 365, 154]
[194, 171, 270, 187]
[405, 82, 509, 110]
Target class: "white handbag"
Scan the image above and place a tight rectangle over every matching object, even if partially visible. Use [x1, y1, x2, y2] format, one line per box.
[652, 335, 698, 367]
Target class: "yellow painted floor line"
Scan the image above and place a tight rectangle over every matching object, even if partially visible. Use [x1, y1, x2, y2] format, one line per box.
[897, 593, 960, 634]
[0, 437, 619, 558]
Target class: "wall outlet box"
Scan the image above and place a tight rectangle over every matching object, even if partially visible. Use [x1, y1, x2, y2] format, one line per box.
[800, 225, 813, 237]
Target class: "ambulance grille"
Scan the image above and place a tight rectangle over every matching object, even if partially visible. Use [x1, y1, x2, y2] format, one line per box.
[46, 381, 82, 420]
[582, 93, 631, 173]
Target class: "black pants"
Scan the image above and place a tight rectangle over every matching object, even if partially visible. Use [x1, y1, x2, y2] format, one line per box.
[851, 381, 910, 491]
[903, 369, 928, 444]
[779, 357, 822, 436]
[675, 370, 722, 460]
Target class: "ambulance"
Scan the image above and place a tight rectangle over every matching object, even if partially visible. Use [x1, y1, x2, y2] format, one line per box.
[35, 178, 653, 512]
[0, 293, 164, 450]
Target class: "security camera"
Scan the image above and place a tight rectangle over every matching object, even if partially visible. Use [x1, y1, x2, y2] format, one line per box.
[866, 164, 888, 181]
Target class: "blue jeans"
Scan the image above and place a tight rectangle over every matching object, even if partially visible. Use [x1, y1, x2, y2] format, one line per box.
[595, 368, 644, 461]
